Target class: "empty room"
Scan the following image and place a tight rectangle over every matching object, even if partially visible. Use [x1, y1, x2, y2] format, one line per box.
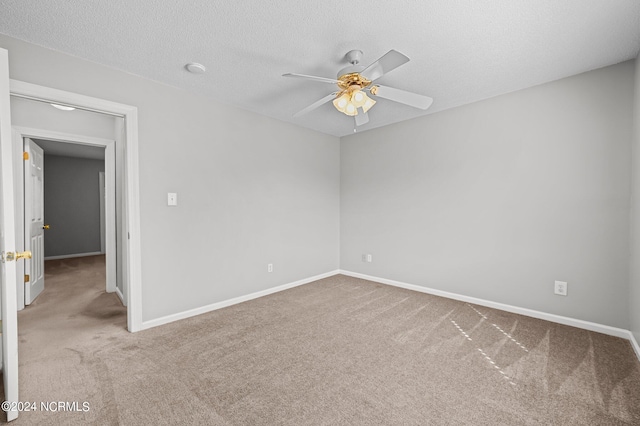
[0, 1, 639, 424]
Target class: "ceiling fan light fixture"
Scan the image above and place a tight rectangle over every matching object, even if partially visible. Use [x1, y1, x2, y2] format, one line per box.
[334, 87, 372, 116]
[362, 97, 376, 113]
[333, 93, 350, 113]
[351, 90, 366, 107]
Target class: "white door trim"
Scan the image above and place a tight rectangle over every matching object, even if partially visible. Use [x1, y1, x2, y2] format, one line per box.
[13, 127, 117, 295]
[11, 130, 25, 311]
[99, 171, 106, 254]
[10, 79, 143, 332]
[0, 47, 20, 422]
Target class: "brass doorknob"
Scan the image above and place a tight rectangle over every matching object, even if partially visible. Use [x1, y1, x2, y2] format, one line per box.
[15, 251, 32, 260]
[1, 251, 32, 262]
[43, 224, 50, 230]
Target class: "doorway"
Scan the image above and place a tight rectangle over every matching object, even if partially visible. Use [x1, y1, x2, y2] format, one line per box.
[0, 48, 143, 422]
[12, 126, 120, 309]
[9, 79, 142, 332]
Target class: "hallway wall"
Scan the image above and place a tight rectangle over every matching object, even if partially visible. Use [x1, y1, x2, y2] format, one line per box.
[44, 154, 105, 258]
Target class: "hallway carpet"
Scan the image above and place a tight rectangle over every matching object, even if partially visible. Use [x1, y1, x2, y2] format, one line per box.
[5, 258, 640, 424]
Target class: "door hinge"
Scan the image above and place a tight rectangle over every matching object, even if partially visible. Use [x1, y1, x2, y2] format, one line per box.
[23, 151, 29, 160]
[24, 274, 30, 283]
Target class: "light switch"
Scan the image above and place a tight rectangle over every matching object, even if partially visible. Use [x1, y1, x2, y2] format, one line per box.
[167, 193, 178, 206]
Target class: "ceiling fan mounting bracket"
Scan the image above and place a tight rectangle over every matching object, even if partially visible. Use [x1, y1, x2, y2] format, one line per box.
[345, 50, 363, 65]
[337, 50, 366, 79]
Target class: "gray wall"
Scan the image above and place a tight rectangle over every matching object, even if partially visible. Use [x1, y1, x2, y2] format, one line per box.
[341, 61, 634, 329]
[630, 53, 640, 344]
[0, 34, 341, 322]
[43, 154, 105, 258]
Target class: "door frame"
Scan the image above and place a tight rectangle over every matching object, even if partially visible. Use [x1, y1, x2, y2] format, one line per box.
[99, 171, 106, 254]
[0, 47, 19, 422]
[13, 128, 118, 305]
[9, 79, 143, 332]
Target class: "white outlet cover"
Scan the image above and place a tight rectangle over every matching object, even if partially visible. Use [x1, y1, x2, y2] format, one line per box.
[554, 281, 568, 296]
[167, 192, 178, 206]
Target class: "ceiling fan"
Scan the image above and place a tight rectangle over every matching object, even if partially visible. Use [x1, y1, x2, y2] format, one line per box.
[283, 49, 433, 128]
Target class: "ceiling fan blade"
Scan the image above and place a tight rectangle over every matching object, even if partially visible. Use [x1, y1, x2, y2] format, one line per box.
[354, 111, 369, 126]
[282, 73, 339, 84]
[293, 93, 337, 118]
[360, 50, 410, 81]
[371, 85, 433, 110]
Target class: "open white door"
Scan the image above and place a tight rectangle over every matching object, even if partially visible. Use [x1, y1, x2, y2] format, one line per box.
[0, 47, 20, 422]
[23, 139, 44, 305]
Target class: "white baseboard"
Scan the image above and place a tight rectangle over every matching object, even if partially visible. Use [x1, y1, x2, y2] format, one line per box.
[115, 287, 126, 307]
[629, 331, 640, 362]
[339, 270, 632, 340]
[141, 270, 341, 331]
[44, 251, 103, 261]
[137, 267, 640, 363]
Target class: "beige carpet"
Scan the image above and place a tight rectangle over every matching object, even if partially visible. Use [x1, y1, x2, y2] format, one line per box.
[3, 255, 640, 424]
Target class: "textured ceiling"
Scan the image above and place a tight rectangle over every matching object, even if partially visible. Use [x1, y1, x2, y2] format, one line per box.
[1, 1, 639, 137]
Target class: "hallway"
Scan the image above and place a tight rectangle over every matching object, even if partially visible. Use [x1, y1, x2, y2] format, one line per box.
[14, 255, 126, 424]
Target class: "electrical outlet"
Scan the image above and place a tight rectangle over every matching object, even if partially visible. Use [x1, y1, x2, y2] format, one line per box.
[267, 263, 273, 273]
[366, 254, 372, 263]
[554, 281, 568, 296]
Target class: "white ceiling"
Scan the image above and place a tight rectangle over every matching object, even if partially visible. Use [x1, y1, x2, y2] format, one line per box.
[1, 1, 639, 137]
[33, 139, 105, 160]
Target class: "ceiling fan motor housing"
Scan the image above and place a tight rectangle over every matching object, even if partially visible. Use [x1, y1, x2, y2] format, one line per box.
[337, 64, 365, 79]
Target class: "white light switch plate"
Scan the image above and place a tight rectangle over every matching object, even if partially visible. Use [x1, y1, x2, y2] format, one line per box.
[167, 193, 178, 206]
